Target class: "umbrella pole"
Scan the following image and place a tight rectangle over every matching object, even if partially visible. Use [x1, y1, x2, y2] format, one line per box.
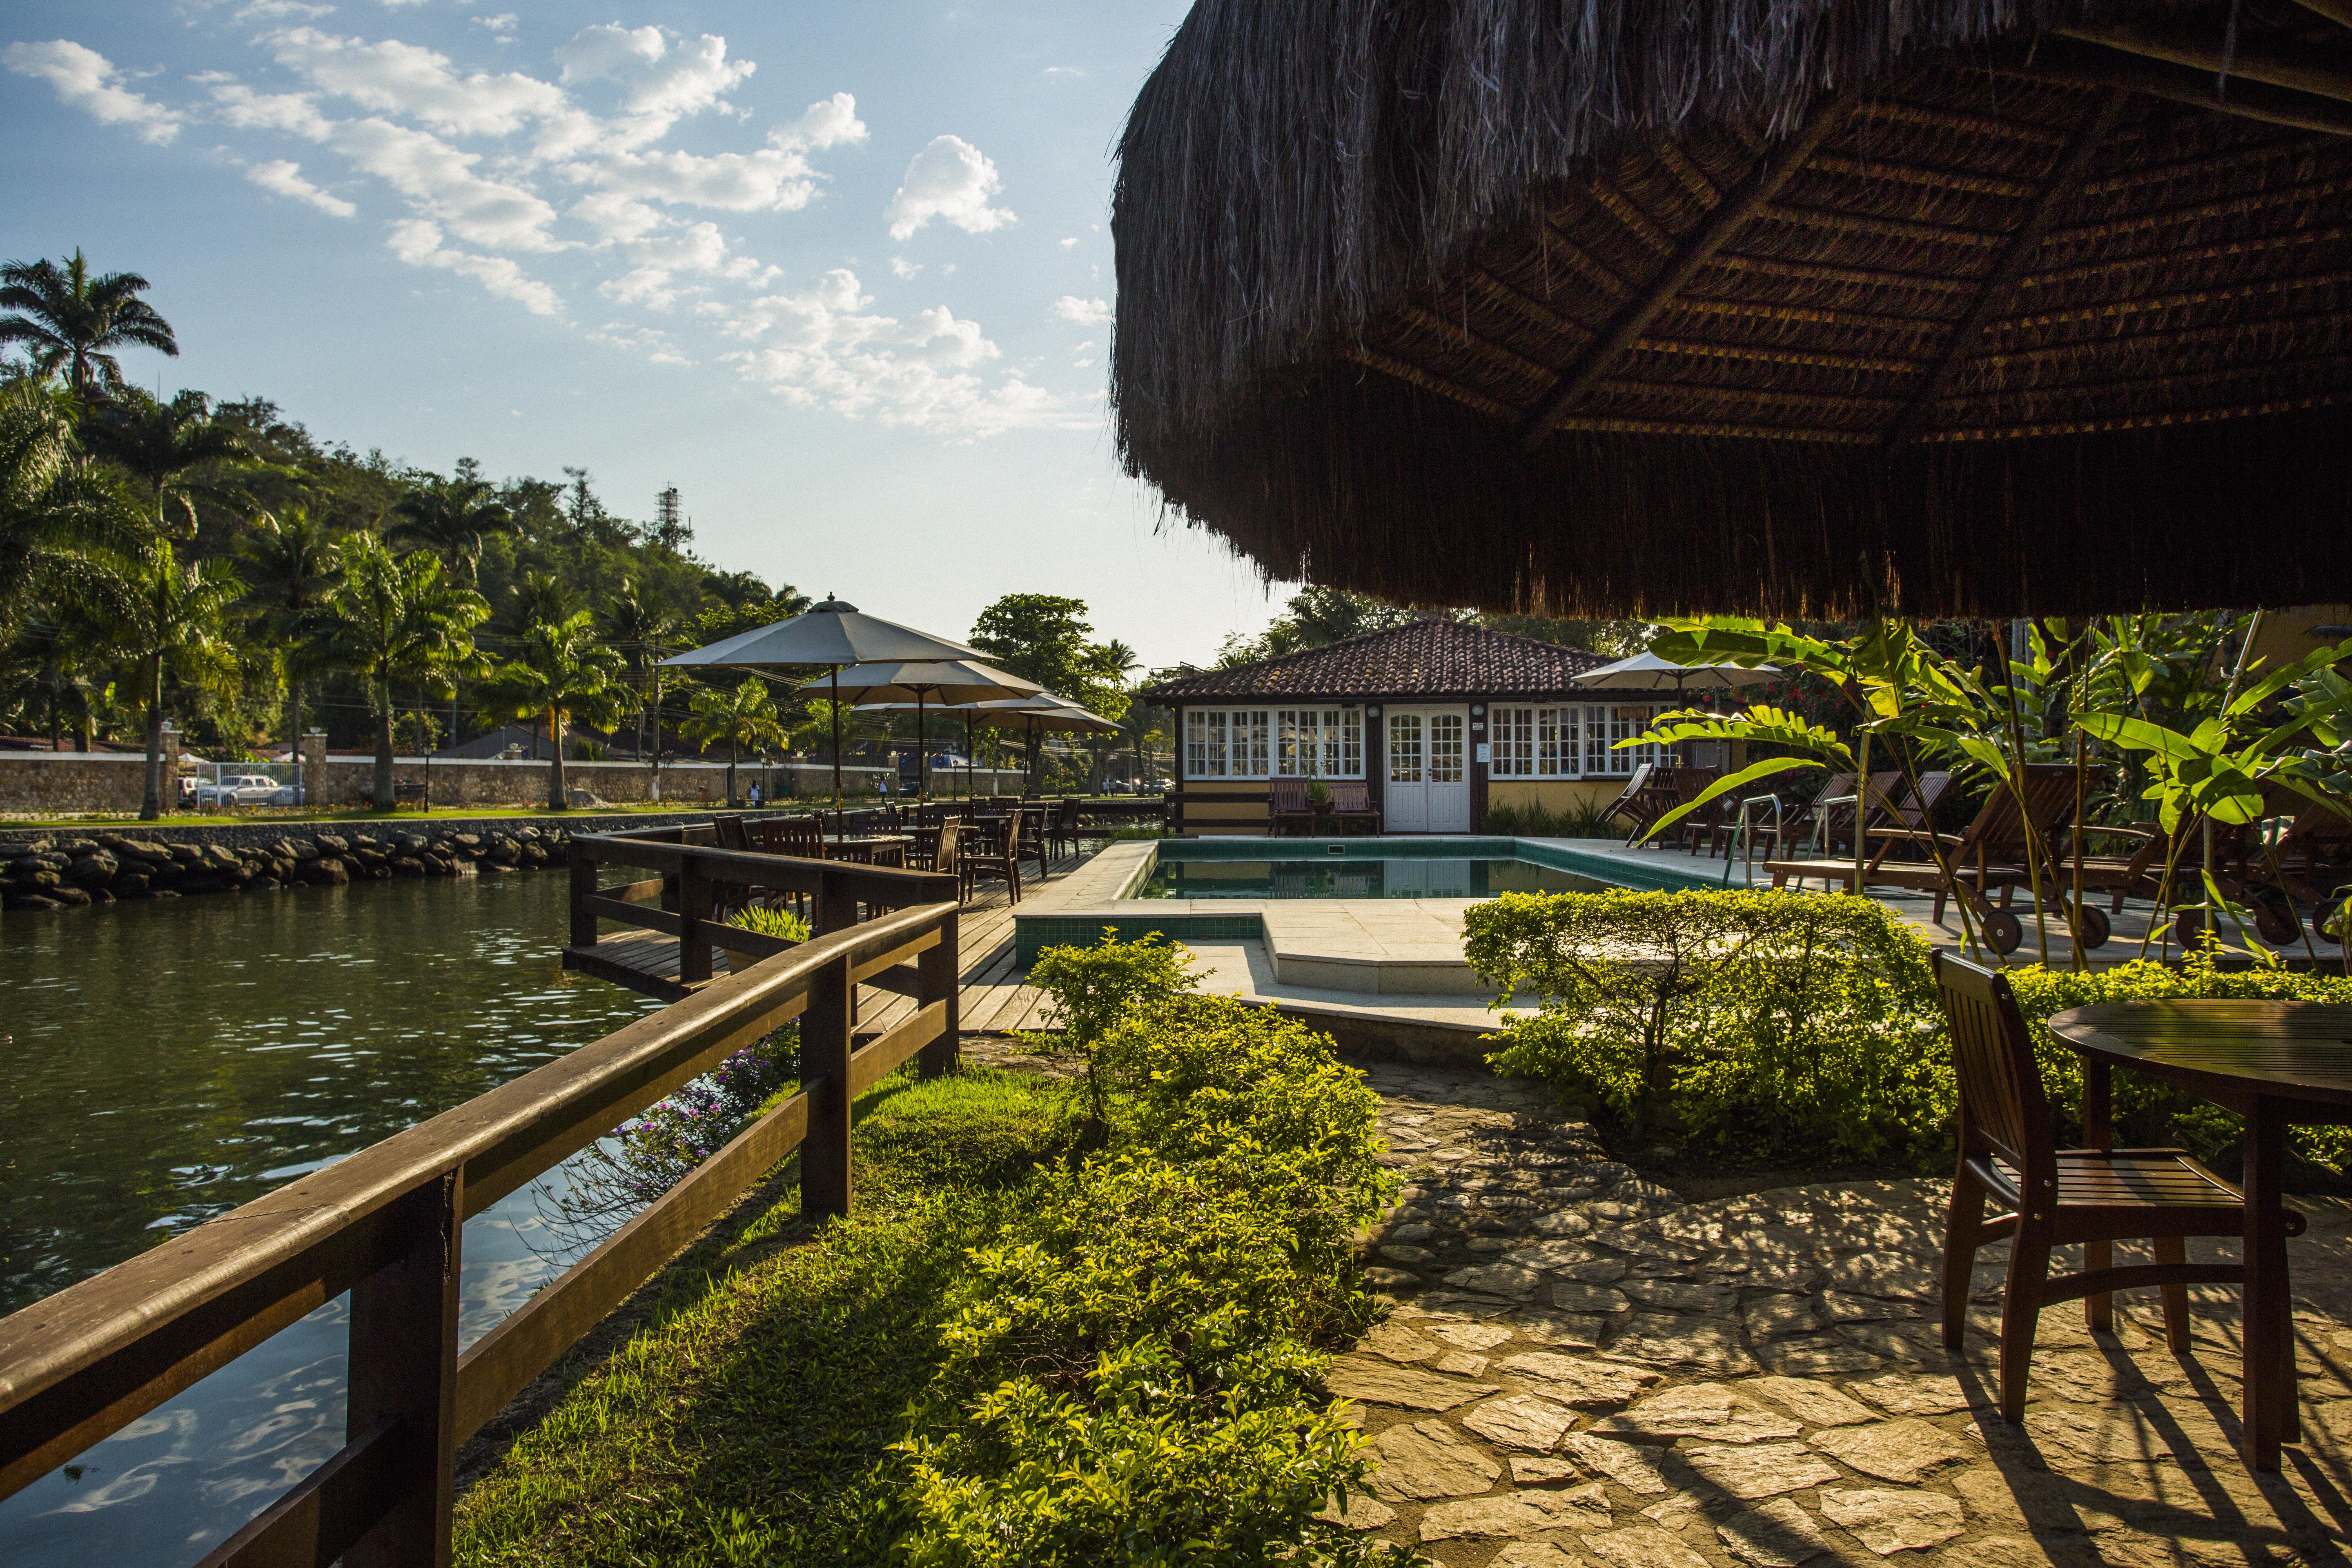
[831, 665, 842, 846]
[918, 693, 928, 804]
[964, 714, 974, 800]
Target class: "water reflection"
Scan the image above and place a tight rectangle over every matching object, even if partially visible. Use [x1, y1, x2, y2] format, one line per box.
[0, 871, 662, 1565]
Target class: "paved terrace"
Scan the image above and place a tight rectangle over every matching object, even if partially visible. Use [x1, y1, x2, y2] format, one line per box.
[1323, 1059, 2352, 1568]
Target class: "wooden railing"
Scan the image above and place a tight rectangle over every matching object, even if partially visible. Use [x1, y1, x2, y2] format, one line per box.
[0, 831, 961, 1568]
[566, 821, 957, 993]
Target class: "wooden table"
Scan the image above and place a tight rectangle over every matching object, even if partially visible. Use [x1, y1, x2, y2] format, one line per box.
[2044, 999, 2352, 1470]
[827, 834, 909, 868]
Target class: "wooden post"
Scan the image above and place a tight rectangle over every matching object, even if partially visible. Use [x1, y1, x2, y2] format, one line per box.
[568, 842, 599, 950]
[802, 951, 853, 1220]
[677, 853, 713, 986]
[345, 1171, 461, 1568]
[2081, 1059, 2113, 1333]
[920, 905, 960, 1078]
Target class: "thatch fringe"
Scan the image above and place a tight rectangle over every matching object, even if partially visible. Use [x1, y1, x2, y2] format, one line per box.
[1110, 0, 2143, 451]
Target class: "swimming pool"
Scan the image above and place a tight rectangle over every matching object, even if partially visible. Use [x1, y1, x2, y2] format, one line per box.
[1138, 855, 1613, 899]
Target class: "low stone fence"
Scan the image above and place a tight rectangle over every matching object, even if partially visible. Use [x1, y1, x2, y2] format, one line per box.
[0, 753, 1028, 816]
[0, 820, 580, 911]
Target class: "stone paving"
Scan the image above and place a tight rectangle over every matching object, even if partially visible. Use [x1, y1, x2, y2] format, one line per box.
[1332, 1059, 2352, 1568]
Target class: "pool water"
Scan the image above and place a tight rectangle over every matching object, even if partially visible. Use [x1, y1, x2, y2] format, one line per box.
[1138, 857, 1614, 899]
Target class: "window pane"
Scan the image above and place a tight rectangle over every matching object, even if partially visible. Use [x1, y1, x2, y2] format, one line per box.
[1276, 710, 1298, 777]
[1244, 710, 1270, 777]
[1185, 710, 1205, 779]
[1388, 713, 1422, 782]
[1340, 709, 1362, 777]
[1207, 710, 1227, 777]
[1430, 712, 1464, 784]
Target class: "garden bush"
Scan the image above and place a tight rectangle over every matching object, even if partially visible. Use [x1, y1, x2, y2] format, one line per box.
[1480, 797, 1618, 838]
[895, 993, 1403, 1567]
[1468, 889, 2352, 1177]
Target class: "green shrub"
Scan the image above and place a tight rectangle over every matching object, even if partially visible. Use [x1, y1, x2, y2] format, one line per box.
[1482, 797, 1618, 838]
[1470, 889, 2352, 1176]
[895, 997, 1404, 1567]
[1027, 929, 1199, 1120]
[1468, 889, 1942, 1163]
[726, 902, 812, 943]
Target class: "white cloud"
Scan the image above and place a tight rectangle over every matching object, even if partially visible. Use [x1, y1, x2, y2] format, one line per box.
[236, 1, 336, 20]
[1058, 236, 1078, 249]
[1052, 295, 1111, 327]
[333, 117, 560, 250]
[555, 24, 754, 146]
[473, 14, 520, 41]
[265, 27, 566, 138]
[564, 94, 865, 216]
[247, 158, 356, 217]
[599, 220, 772, 310]
[4, 40, 183, 144]
[888, 256, 921, 280]
[782, 91, 865, 151]
[884, 134, 1013, 241]
[388, 218, 563, 316]
[721, 268, 1074, 437]
[207, 79, 335, 139]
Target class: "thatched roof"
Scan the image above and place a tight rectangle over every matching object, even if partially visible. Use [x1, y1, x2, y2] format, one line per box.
[1111, 0, 2352, 619]
[1142, 615, 1606, 704]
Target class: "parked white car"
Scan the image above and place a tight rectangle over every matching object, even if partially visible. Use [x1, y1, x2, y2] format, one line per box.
[194, 774, 285, 807]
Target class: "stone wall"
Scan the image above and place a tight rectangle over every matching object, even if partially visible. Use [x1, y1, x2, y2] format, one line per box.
[0, 752, 1027, 816]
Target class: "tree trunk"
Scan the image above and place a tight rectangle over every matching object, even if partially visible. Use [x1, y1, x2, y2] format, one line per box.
[549, 706, 569, 809]
[374, 684, 396, 808]
[726, 741, 739, 807]
[139, 657, 165, 821]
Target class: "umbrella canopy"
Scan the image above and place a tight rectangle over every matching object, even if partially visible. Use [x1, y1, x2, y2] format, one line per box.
[1111, 1, 2352, 619]
[659, 595, 980, 670]
[1571, 653, 1782, 693]
[827, 660, 1041, 705]
[958, 693, 1122, 734]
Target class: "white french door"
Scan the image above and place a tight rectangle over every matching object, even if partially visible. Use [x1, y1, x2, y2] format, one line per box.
[1384, 707, 1470, 832]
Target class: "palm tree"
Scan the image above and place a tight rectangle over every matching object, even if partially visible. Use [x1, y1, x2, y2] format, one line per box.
[0, 250, 178, 397]
[0, 616, 103, 750]
[599, 578, 685, 790]
[388, 472, 512, 586]
[0, 378, 129, 638]
[107, 541, 244, 818]
[238, 506, 343, 752]
[300, 536, 490, 808]
[507, 570, 573, 632]
[683, 678, 786, 807]
[82, 389, 259, 540]
[479, 610, 627, 809]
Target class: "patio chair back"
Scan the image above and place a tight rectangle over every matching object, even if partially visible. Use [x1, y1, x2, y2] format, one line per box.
[1894, 771, 1953, 831]
[714, 814, 752, 852]
[934, 820, 962, 880]
[1961, 764, 2081, 861]
[772, 817, 826, 859]
[1932, 950, 2048, 1178]
[1269, 777, 1309, 813]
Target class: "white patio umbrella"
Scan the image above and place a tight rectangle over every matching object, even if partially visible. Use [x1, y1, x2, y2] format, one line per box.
[660, 595, 987, 811]
[1569, 650, 1781, 693]
[829, 660, 1040, 801]
[858, 690, 1115, 799]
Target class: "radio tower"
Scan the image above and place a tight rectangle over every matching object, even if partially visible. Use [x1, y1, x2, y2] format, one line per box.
[653, 485, 690, 549]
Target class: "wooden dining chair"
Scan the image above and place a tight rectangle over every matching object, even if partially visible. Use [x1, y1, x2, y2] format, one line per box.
[1046, 797, 1083, 860]
[714, 813, 753, 852]
[964, 807, 1024, 904]
[1933, 951, 2303, 1422]
[934, 820, 964, 901]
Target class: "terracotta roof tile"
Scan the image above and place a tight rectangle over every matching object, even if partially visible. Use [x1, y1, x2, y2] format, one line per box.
[1143, 617, 1608, 703]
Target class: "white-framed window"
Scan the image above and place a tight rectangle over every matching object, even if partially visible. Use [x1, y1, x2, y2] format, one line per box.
[1188, 706, 1364, 778]
[1492, 706, 1583, 777]
[1583, 704, 1663, 776]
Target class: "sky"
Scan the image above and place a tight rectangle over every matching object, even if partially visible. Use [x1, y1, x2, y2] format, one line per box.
[0, 0, 1292, 671]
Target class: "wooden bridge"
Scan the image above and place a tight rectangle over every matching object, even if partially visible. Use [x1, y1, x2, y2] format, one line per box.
[562, 818, 1084, 1032]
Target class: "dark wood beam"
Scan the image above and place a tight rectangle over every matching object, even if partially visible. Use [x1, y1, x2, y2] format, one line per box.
[1883, 88, 2131, 447]
[2288, 0, 2352, 31]
[2022, 39, 2352, 135]
[2054, 18, 2352, 104]
[1516, 94, 1855, 451]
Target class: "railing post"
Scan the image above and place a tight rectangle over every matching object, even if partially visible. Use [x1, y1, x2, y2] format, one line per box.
[569, 842, 599, 949]
[919, 904, 960, 1078]
[802, 951, 853, 1219]
[345, 1170, 461, 1568]
[679, 853, 713, 985]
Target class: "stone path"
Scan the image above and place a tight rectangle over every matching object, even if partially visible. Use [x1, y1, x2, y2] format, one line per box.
[1333, 1059, 2352, 1568]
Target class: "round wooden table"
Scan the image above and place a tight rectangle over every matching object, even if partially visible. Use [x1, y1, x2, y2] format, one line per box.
[2044, 999, 2352, 1470]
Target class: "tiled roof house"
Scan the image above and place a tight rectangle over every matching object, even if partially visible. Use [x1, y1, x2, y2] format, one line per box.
[1140, 618, 1676, 835]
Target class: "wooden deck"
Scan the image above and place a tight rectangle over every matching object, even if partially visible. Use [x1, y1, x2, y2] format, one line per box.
[567, 847, 1080, 1031]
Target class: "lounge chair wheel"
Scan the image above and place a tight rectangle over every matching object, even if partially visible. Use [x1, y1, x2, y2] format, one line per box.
[2252, 892, 2301, 947]
[2071, 902, 2111, 949]
[2172, 907, 2209, 950]
[1980, 909, 2022, 956]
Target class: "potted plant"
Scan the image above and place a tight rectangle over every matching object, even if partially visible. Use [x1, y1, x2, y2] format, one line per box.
[1306, 773, 1332, 830]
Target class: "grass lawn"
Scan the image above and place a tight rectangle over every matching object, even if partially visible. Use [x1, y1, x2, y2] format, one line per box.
[455, 1067, 1076, 1568]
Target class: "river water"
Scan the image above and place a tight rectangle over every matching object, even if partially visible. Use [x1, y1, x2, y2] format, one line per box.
[0, 870, 664, 1566]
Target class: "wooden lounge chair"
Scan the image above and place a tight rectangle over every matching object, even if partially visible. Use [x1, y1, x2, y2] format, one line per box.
[964, 807, 1024, 904]
[1933, 951, 2299, 1422]
[1267, 777, 1315, 837]
[2241, 786, 2352, 946]
[1326, 780, 1380, 835]
[1767, 764, 2081, 955]
[1597, 762, 1655, 841]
